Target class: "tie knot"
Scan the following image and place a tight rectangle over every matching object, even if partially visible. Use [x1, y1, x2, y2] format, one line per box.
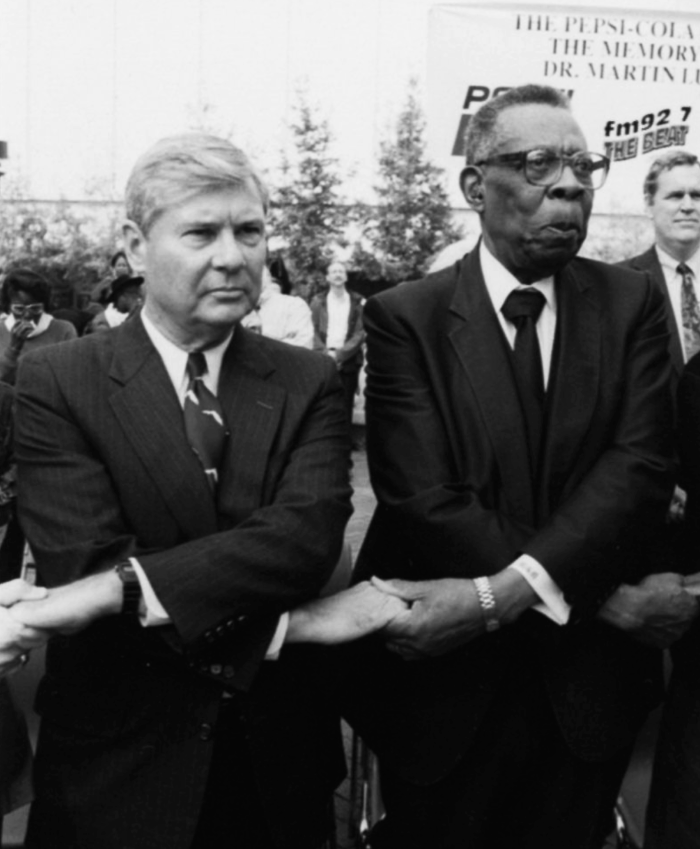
[501, 288, 546, 324]
[186, 351, 208, 381]
[678, 263, 693, 279]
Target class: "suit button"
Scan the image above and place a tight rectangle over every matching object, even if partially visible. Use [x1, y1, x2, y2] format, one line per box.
[223, 665, 235, 679]
[237, 614, 248, 624]
[199, 723, 213, 741]
[215, 625, 225, 636]
[227, 620, 237, 631]
[205, 631, 216, 643]
[210, 664, 223, 675]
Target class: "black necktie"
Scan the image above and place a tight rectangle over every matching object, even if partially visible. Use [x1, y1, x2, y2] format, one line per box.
[183, 352, 228, 490]
[679, 263, 700, 361]
[501, 288, 547, 475]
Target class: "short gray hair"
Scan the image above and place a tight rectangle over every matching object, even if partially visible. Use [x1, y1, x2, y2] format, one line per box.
[125, 133, 269, 234]
[644, 150, 700, 203]
[465, 85, 571, 166]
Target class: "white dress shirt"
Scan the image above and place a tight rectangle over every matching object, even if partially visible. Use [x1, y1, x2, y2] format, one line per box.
[132, 311, 288, 655]
[479, 241, 570, 625]
[655, 244, 700, 362]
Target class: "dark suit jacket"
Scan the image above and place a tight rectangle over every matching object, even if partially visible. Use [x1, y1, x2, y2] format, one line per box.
[341, 250, 675, 785]
[619, 246, 684, 380]
[14, 316, 352, 849]
[311, 291, 364, 373]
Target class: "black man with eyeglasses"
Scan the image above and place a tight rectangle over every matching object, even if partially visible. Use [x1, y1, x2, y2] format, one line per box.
[340, 84, 695, 849]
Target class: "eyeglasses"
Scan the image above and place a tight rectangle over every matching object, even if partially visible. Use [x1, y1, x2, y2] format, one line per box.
[10, 303, 44, 319]
[475, 148, 610, 190]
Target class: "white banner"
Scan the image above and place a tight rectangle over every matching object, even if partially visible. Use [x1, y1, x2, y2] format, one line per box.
[428, 3, 700, 214]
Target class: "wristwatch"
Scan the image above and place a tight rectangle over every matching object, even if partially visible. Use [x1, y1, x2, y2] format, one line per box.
[114, 561, 142, 617]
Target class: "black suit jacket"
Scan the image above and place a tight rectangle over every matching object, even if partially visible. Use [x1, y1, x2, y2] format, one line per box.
[14, 316, 353, 849]
[341, 250, 675, 784]
[619, 246, 684, 380]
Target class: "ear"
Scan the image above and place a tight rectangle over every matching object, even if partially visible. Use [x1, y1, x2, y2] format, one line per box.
[460, 166, 485, 213]
[122, 220, 147, 275]
[644, 195, 655, 220]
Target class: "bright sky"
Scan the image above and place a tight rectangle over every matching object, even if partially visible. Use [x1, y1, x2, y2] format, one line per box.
[1, 0, 698, 201]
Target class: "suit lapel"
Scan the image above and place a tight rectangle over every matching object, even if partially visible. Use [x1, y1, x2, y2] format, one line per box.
[632, 247, 684, 377]
[108, 317, 218, 539]
[448, 251, 536, 525]
[538, 262, 600, 516]
[216, 329, 285, 521]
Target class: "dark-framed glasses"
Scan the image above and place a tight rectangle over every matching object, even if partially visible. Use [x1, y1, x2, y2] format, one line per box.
[476, 148, 610, 190]
[10, 303, 44, 319]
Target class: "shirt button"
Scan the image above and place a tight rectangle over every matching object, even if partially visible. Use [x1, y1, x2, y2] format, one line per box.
[199, 723, 213, 741]
[210, 664, 223, 675]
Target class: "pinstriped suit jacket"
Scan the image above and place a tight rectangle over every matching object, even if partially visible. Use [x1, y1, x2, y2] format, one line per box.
[14, 314, 352, 849]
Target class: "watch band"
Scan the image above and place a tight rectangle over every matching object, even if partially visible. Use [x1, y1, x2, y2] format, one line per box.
[114, 561, 142, 617]
[473, 576, 500, 632]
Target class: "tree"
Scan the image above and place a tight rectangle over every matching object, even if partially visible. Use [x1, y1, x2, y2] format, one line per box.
[0, 179, 121, 307]
[355, 81, 461, 283]
[270, 94, 347, 296]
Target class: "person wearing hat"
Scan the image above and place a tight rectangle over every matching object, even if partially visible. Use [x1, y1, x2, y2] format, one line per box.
[0, 269, 77, 385]
[102, 275, 144, 328]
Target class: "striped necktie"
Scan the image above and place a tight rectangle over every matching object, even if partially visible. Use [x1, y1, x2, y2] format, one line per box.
[679, 263, 700, 361]
[183, 352, 228, 490]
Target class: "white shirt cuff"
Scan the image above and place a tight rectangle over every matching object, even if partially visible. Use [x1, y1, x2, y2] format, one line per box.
[130, 558, 287, 659]
[264, 612, 289, 660]
[509, 555, 570, 625]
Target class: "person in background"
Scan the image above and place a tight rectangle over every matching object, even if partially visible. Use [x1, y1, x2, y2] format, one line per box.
[102, 275, 144, 328]
[91, 249, 133, 306]
[0, 270, 77, 385]
[242, 267, 313, 348]
[311, 260, 364, 427]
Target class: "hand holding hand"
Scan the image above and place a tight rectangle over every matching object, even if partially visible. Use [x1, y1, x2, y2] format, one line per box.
[597, 573, 699, 648]
[0, 579, 50, 677]
[286, 581, 408, 645]
[370, 577, 485, 660]
[10, 570, 122, 635]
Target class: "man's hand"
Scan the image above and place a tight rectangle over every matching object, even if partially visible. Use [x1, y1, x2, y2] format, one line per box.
[0, 579, 50, 677]
[10, 570, 123, 635]
[286, 581, 408, 645]
[370, 577, 486, 660]
[597, 573, 699, 648]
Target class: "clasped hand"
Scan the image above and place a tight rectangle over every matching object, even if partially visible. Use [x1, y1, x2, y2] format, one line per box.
[0, 579, 50, 677]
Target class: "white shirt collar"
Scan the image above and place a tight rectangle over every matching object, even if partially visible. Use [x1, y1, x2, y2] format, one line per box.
[656, 244, 700, 279]
[139, 311, 233, 404]
[479, 240, 556, 314]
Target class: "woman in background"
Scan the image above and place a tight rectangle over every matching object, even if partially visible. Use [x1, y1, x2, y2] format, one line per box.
[0, 269, 77, 385]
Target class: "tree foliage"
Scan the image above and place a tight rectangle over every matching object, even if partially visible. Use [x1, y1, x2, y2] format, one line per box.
[0, 181, 121, 306]
[354, 82, 461, 283]
[270, 95, 347, 295]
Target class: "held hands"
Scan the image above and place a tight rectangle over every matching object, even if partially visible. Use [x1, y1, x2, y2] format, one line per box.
[9, 570, 123, 636]
[286, 581, 408, 645]
[0, 579, 50, 677]
[370, 570, 538, 661]
[597, 573, 700, 649]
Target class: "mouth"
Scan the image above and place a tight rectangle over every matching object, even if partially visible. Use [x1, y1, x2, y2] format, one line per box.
[542, 221, 580, 239]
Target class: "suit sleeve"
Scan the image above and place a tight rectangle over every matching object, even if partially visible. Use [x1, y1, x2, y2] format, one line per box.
[523, 277, 675, 612]
[14, 350, 353, 671]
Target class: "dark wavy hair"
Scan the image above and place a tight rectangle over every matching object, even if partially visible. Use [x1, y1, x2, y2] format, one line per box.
[1, 268, 52, 312]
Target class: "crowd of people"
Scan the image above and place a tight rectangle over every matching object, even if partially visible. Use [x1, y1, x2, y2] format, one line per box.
[0, 83, 699, 849]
